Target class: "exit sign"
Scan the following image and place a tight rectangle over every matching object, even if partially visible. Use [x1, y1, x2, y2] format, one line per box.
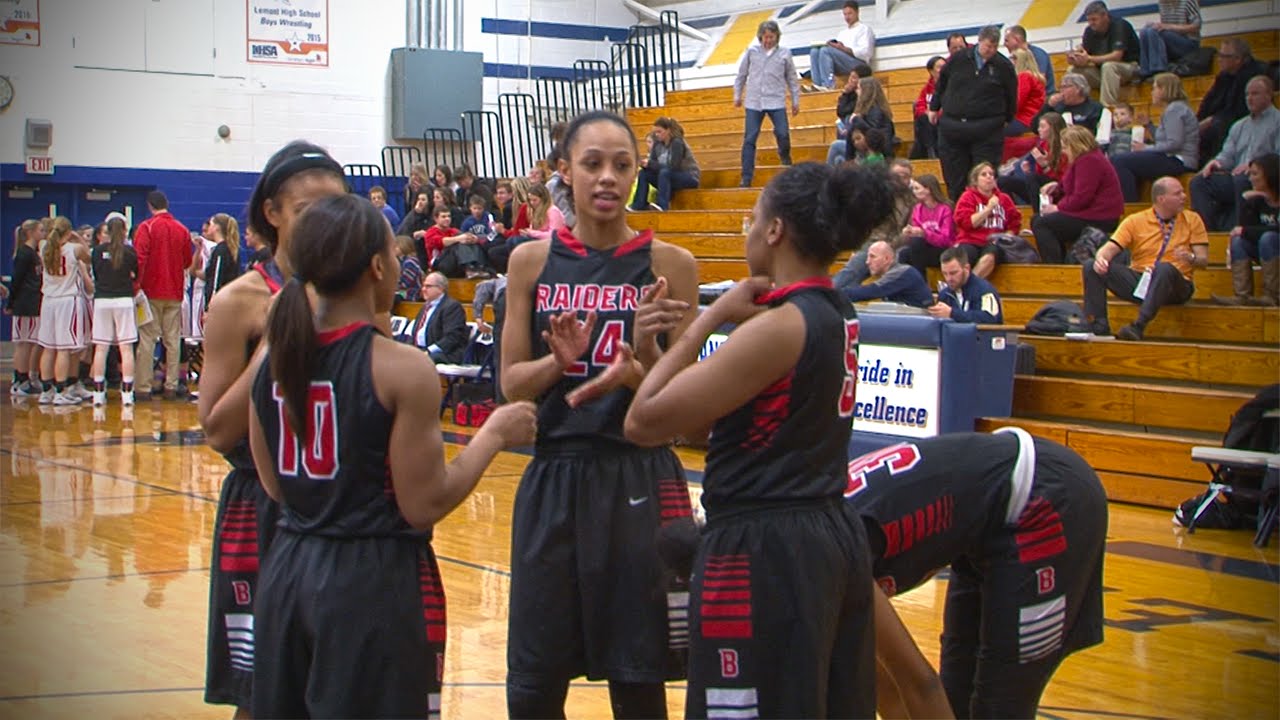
[26, 155, 54, 175]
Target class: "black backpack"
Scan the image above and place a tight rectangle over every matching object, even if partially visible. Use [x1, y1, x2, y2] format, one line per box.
[991, 233, 1041, 264]
[1023, 300, 1090, 336]
[1169, 46, 1217, 77]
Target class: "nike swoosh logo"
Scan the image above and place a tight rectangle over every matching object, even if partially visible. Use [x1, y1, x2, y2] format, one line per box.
[628, 496, 649, 506]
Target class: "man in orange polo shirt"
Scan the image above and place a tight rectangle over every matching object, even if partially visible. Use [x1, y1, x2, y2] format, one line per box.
[1081, 176, 1208, 340]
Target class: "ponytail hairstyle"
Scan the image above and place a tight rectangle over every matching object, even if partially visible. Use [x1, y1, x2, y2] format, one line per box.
[15, 219, 39, 256]
[106, 218, 128, 269]
[266, 193, 390, 436]
[758, 162, 893, 266]
[43, 217, 73, 274]
[247, 140, 345, 255]
[211, 213, 241, 263]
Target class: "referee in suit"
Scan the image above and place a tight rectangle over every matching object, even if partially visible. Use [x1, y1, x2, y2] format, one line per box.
[929, 25, 1018, 201]
[408, 272, 469, 364]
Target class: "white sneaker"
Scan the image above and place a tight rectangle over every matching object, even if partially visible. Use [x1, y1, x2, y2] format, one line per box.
[70, 383, 93, 401]
[38, 388, 55, 404]
[121, 390, 135, 406]
[92, 390, 107, 407]
[52, 391, 82, 406]
[11, 381, 37, 397]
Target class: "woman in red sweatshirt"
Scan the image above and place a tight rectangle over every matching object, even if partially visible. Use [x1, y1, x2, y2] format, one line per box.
[955, 161, 1022, 278]
[1006, 49, 1047, 136]
[1031, 125, 1125, 263]
[909, 55, 945, 160]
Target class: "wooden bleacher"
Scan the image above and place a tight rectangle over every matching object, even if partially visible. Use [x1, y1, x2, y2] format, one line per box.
[416, 29, 1279, 511]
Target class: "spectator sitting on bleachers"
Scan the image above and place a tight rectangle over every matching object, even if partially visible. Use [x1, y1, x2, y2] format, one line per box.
[999, 112, 1067, 206]
[1008, 48, 1048, 137]
[1046, 73, 1104, 133]
[1214, 152, 1279, 306]
[1197, 38, 1269, 161]
[909, 56, 945, 160]
[826, 72, 863, 165]
[1105, 102, 1140, 156]
[844, 76, 895, 161]
[454, 165, 493, 210]
[899, 173, 954, 277]
[631, 116, 701, 212]
[1033, 125, 1125, 264]
[946, 32, 968, 57]
[517, 182, 566, 243]
[842, 240, 933, 308]
[1138, 0, 1201, 80]
[1066, 1, 1140, 108]
[395, 235, 424, 302]
[493, 179, 514, 230]
[459, 194, 510, 274]
[424, 205, 492, 280]
[808, 0, 874, 89]
[545, 169, 576, 229]
[956, 161, 1022, 279]
[1110, 72, 1199, 202]
[369, 185, 400, 229]
[403, 162, 429, 213]
[833, 159, 915, 289]
[396, 191, 434, 270]
[1191, 76, 1280, 230]
[432, 186, 468, 229]
[1082, 176, 1207, 340]
[1004, 24, 1056, 95]
[431, 164, 457, 197]
[928, 246, 1004, 323]
[499, 178, 532, 240]
[407, 271, 469, 364]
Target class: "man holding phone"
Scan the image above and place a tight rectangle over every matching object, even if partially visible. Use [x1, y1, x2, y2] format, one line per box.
[808, 1, 874, 89]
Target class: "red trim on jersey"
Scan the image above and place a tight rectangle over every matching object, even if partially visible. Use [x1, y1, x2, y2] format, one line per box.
[555, 229, 589, 256]
[316, 321, 370, 347]
[754, 276, 834, 305]
[613, 229, 655, 257]
[254, 260, 285, 294]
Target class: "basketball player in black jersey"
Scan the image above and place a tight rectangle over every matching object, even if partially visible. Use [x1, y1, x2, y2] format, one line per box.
[623, 162, 894, 718]
[246, 194, 535, 718]
[501, 111, 700, 719]
[845, 430, 1107, 719]
[198, 141, 347, 717]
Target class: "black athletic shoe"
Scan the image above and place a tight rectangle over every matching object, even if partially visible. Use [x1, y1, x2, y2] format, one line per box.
[1174, 492, 1245, 530]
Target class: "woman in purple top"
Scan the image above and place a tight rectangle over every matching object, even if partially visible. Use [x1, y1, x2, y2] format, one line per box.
[1032, 125, 1125, 264]
[899, 174, 955, 277]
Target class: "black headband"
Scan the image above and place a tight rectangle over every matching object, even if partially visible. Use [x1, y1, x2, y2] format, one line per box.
[260, 152, 344, 200]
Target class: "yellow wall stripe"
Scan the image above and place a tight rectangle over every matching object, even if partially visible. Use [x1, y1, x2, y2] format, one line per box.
[1018, 0, 1079, 30]
[705, 10, 777, 67]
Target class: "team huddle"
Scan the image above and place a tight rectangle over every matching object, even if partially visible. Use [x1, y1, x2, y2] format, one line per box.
[190, 112, 1106, 720]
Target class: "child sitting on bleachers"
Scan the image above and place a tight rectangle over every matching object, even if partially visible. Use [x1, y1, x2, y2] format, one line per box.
[424, 204, 493, 280]
[458, 194, 508, 274]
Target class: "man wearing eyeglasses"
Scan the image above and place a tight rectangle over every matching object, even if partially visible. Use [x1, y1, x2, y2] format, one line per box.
[1196, 38, 1268, 161]
[409, 272, 469, 364]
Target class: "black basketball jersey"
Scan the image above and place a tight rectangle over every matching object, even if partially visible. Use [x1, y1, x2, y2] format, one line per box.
[843, 433, 1021, 596]
[531, 229, 658, 445]
[702, 279, 859, 515]
[252, 322, 426, 539]
[222, 259, 287, 472]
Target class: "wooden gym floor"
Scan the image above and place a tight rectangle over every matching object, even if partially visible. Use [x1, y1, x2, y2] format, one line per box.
[1, 396, 1276, 719]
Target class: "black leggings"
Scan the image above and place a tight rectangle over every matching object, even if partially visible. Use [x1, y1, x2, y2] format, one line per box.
[1030, 213, 1118, 264]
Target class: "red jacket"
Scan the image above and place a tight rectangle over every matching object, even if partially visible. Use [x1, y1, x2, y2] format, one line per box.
[1052, 148, 1125, 221]
[422, 226, 458, 267]
[1015, 73, 1046, 128]
[955, 188, 1022, 246]
[913, 77, 937, 119]
[134, 211, 192, 301]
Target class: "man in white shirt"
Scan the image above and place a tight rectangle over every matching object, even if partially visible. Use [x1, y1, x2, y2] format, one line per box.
[809, 1, 874, 89]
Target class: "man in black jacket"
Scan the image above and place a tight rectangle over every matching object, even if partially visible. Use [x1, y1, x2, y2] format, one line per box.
[929, 25, 1018, 201]
[1197, 37, 1269, 162]
[408, 272, 470, 365]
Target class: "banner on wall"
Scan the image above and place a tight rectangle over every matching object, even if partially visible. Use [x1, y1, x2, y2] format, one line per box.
[246, 0, 328, 67]
[850, 344, 941, 439]
[0, 0, 40, 46]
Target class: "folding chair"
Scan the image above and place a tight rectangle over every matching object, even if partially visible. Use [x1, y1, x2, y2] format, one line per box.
[1186, 445, 1280, 546]
[434, 324, 495, 418]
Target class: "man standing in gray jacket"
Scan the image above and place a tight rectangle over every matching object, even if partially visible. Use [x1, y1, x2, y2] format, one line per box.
[734, 20, 800, 187]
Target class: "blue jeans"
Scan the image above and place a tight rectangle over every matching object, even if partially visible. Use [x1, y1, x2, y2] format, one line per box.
[632, 166, 699, 211]
[1231, 231, 1280, 263]
[1110, 150, 1192, 202]
[809, 46, 868, 88]
[1138, 27, 1200, 75]
[742, 108, 791, 186]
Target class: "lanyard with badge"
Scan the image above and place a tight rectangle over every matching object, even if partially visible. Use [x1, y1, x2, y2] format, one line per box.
[1134, 212, 1174, 300]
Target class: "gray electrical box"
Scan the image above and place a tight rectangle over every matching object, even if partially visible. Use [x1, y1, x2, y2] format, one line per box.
[390, 47, 484, 141]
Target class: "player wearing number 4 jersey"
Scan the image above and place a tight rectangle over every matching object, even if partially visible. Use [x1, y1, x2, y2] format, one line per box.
[624, 162, 955, 719]
[502, 112, 699, 719]
[248, 194, 535, 718]
[845, 430, 1107, 719]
